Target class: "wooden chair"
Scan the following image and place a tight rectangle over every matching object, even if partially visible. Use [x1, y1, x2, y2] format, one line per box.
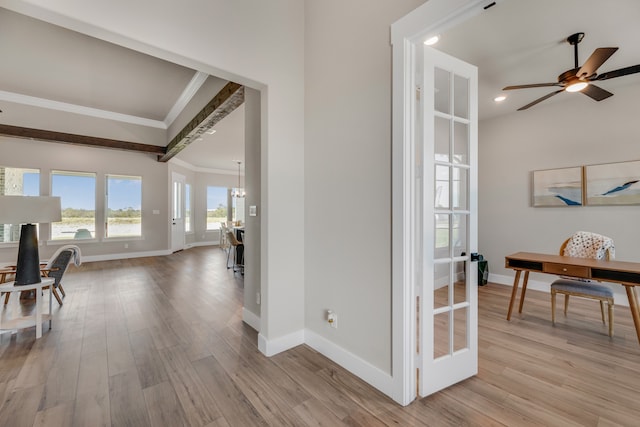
[226, 230, 244, 274]
[551, 233, 615, 337]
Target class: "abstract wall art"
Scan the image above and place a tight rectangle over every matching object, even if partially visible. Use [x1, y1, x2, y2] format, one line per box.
[585, 160, 640, 206]
[532, 167, 583, 207]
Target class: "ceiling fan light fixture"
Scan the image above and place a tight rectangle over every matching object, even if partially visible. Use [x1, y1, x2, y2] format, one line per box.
[494, 95, 506, 102]
[565, 81, 589, 92]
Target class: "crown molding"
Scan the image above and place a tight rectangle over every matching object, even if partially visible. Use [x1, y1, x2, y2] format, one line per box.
[0, 90, 167, 129]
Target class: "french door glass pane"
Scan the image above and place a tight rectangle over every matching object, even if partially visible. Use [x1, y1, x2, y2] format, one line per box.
[434, 262, 450, 309]
[434, 68, 450, 114]
[453, 260, 467, 304]
[452, 167, 468, 210]
[435, 117, 450, 162]
[453, 121, 469, 165]
[454, 74, 469, 119]
[435, 165, 449, 209]
[434, 214, 449, 256]
[434, 312, 450, 359]
[453, 214, 468, 257]
[454, 307, 468, 352]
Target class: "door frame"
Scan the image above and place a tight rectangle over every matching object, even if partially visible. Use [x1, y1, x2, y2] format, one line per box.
[171, 172, 186, 253]
[390, 0, 505, 405]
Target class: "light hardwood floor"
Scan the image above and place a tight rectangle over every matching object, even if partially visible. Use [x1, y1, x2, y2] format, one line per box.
[1, 246, 640, 426]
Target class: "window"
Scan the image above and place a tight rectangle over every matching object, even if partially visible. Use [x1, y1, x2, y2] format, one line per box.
[51, 171, 96, 240]
[206, 186, 227, 230]
[0, 167, 39, 243]
[106, 175, 141, 238]
[185, 183, 192, 232]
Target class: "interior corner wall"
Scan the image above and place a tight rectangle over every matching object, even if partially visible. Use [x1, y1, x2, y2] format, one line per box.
[479, 84, 640, 294]
[304, 0, 426, 375]
[243, 88, 261, 320]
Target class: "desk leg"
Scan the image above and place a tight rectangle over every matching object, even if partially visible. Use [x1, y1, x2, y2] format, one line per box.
[518, 271, 530, 314]
[507, 270, 521, 321]
[624, 286, 640, 345]
[35, 285, 42, 339]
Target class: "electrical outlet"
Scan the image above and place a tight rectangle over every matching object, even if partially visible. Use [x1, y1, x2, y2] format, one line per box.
[124, 243, 129, 249]
[327, 310, 338, 329]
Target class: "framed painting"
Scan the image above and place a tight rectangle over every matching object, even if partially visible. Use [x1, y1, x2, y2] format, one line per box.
[585, 160, 640, 206]
[532, 167, 583, 207]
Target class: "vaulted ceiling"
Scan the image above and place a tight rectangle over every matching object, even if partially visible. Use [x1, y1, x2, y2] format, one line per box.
[0, 7, 245, 173]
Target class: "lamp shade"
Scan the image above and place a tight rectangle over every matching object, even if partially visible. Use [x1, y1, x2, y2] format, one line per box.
[0, 196, 62, 224]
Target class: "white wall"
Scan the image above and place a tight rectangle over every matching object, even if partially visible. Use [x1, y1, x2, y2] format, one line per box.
[479, 83, 640, 303]
[304, 0, 425, 374]
[2, 0, 306, 350]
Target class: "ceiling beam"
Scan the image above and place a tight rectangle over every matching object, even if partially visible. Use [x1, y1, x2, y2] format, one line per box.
[0, 124, 166, 154]
[158, 82, 244, 163]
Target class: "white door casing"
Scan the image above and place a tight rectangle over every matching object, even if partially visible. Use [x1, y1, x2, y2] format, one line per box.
[171, 172, 185, 253]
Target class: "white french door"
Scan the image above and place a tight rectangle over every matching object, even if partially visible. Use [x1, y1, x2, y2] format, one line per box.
[171, 172, 186, 253]
[417, 45, 478, 397]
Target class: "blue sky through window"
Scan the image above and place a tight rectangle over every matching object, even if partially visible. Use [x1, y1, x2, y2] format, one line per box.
[108, 177, 141, 210]
[207, 186, 227, 210]
[23, 172, 39, 196]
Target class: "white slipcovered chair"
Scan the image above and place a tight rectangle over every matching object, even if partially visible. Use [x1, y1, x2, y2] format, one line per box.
[551, 231, 615, 337]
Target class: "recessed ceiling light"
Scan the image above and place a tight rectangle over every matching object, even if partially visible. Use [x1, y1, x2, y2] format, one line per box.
[424, 35, 440, 46]
[494, 95, 506, 102]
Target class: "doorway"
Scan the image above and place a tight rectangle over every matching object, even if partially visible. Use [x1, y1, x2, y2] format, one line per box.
[391, 0, 493, 406]
[171, 172, 186, 253]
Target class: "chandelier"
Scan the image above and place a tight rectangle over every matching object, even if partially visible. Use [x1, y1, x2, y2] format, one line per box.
[231, 161, 245, 198]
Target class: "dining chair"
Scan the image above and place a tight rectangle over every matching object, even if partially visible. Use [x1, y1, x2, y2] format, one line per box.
[550, 231, 615, 336]
[226, 230, 244, 274]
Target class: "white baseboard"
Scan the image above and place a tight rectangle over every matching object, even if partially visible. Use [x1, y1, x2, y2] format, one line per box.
[304, 329, 394, 397]
[242, 308, 261, 332]
[189, 241, 219, 248]
[489, 273, 630, 308]
[258, 329, 305, 357]
[81, 249, 171, 263]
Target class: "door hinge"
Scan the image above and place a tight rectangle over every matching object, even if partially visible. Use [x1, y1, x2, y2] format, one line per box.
[416, 85, 421, 101]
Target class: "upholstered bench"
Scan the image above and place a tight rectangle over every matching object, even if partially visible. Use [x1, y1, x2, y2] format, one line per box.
[551, 278, 614, 337]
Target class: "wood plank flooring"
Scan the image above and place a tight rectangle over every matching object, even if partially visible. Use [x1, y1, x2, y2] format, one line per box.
[1, 246, 640, 426]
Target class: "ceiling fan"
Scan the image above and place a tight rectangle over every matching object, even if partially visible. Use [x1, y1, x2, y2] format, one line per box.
[503, 32, 640, 111]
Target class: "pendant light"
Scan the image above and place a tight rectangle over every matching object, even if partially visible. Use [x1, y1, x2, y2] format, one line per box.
[231, 161, 245, 198]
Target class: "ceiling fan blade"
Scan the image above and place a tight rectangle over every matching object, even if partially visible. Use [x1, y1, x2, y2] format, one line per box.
[581, 84, 613, 101]
[517, 89, 564, 111]
[594, 64, 640, 81]
[577, 47, 618, 78]
[503, 83, 561, 90]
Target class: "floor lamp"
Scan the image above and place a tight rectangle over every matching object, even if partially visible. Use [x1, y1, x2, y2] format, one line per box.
[0, 196, 61, 285]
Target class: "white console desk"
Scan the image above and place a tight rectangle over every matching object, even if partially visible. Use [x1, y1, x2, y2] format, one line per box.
[0, 277, 54, 339]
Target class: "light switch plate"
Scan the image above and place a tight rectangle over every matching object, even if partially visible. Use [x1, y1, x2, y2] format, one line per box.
[249, 205, 257, 216]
